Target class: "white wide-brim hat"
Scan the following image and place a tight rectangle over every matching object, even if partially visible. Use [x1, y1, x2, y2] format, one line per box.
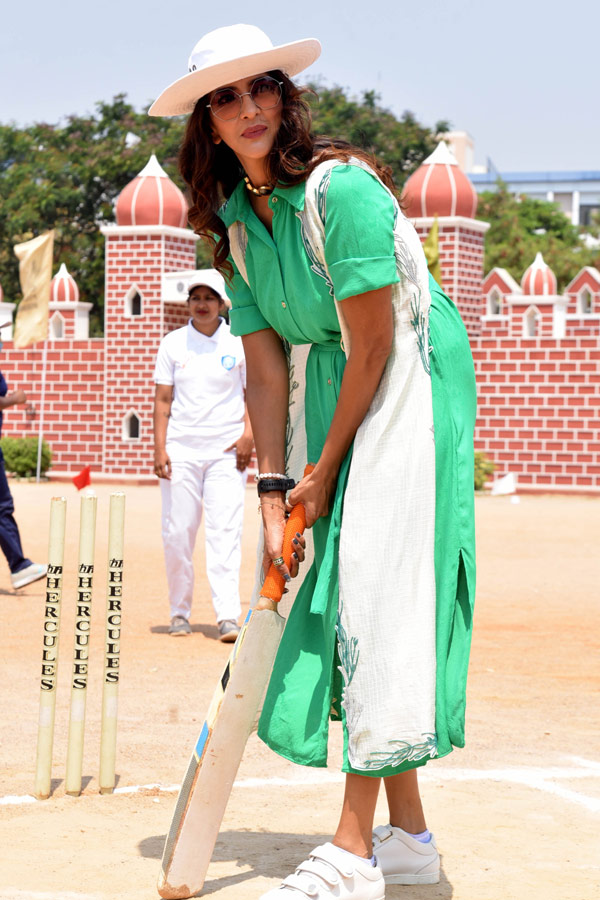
[149, 24, 321, 117]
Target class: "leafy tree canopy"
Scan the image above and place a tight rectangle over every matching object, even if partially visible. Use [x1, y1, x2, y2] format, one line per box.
[307, 83, 450, 188]
[0, 95, 186, 334]
[477, 181, 599, 291]
[3, 89, 596, 333]
[0, 88, 444, 333]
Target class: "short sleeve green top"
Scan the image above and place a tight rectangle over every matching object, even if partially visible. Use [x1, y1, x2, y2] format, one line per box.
[220, 165, 400, 345]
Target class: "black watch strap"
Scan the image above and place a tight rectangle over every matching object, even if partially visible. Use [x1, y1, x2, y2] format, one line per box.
[257, 477, 296, 494]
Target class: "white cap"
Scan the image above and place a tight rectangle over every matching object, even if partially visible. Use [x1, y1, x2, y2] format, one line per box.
[187, 269, 226, 299]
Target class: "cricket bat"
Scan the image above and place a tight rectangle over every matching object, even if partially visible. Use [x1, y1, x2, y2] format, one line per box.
[157, 469, 312, 899]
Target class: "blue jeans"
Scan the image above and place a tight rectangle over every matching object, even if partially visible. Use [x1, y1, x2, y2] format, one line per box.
[0, 447, 31, 574]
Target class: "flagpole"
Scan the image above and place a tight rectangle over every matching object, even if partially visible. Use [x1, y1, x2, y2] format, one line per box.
[12, 230, 54, 483]
[36, 339, 48, 483]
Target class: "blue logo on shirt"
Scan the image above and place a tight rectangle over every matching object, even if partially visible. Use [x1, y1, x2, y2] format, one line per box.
[221, 355, 236, 371]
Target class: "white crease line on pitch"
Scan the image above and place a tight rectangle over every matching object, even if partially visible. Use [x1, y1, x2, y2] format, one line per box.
[420, 767, 600, 813]
[2, 761, 599, 811]
[570, 755, 600, 772]
[0, 892, 103, 899]
[114, 782, 180, 794]
[0, 795, 37, 806]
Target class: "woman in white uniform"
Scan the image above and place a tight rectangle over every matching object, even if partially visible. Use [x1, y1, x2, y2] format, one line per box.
[153, 272, 253, 641]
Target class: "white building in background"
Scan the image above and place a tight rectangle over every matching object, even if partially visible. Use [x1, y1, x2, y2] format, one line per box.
[443, 131, 600, 227]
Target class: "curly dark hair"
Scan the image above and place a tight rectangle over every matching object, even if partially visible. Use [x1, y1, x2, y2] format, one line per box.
[178, 71, 399, 279]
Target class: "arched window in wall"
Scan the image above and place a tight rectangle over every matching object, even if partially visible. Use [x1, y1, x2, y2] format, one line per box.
[524, 306, 539, 338]
[125, 285, 143, 317]
[49, 312, 65, 340]
[488, 288, 502, 315]
[122, 410, 141, 441]
[579, 288, 593, 315]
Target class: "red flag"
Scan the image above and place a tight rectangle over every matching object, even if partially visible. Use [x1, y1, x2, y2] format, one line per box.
[72, 466, 91, 490]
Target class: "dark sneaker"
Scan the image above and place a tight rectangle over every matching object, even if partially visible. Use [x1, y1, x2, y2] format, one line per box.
[218, 619, 240, 643]
[11, 563, 47, 589]
[168, 615, 191, 636]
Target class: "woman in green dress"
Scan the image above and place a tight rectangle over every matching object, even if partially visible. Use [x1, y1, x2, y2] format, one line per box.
[150, 24, 476, 900]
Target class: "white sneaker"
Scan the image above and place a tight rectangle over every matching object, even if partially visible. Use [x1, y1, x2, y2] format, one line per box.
[372, 824, 439, 884]
[168, 615, 191, 635]
[11, 563, 47, 589]
[217, 618, 240, 642]
[260, 842, 385, 899]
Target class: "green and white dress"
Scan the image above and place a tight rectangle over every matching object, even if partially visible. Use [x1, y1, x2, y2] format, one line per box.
[221, 160, 476, 776]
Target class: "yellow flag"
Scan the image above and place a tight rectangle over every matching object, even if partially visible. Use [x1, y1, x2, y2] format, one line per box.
[13, 231, 55, 349]
[423, 216, 442, 287]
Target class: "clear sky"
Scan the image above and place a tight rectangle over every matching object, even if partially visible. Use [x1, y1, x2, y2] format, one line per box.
[0, 0, 596, 173]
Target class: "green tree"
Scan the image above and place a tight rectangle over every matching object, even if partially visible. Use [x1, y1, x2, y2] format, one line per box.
[583, 209, 600, 241]
[308, 83, 449, 190]
[477, 181, 598, 290]
[0, 88, 445, 331]
[0, 96, 186, 334]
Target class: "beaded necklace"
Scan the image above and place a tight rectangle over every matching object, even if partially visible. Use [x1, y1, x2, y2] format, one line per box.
[244, 175, 274, 197]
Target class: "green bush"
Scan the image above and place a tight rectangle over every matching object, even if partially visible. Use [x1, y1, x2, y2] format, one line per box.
[474, 451, 495, 491]
[0, 436, 52, 477]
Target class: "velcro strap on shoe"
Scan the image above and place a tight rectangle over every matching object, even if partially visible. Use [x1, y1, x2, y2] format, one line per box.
[281, 872, 320, 896]
[295, 859, 339, 887]
[372, 825, 393, 845]
[307, 844, 354, 878]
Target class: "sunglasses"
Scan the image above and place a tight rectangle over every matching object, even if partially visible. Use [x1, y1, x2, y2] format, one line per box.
[207, 75, 283, 121]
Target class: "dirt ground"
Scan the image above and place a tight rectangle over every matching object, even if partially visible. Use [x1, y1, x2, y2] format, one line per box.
[0, 483, 599, 900]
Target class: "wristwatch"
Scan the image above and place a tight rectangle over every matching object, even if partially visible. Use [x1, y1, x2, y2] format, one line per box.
[257, 477, 296, 495]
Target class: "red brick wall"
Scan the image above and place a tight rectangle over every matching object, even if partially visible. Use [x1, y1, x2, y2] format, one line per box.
[49, 308, 77, 339]
[165, 235, 197, 272]
[472, 335, 600, 490]
[0, 340, 104, 470]
[103, 230, 196, 477]
[163, 303, 189, 335]
[509, 301, 555, 338]
[565, 317, 600, 338]
[1, 219, 597, 493]
[565, 271, 600, 314]
[415, 222, 485, 338]
[411, 220, 600, 493]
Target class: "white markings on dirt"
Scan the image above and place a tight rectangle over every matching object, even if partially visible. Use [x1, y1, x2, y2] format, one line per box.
[0, 795, 37, 805]
[0, 893, 103, 899]
[2, 758, 598, 812]
[420, 765, 600, 813]
[113, 782, 180, 794]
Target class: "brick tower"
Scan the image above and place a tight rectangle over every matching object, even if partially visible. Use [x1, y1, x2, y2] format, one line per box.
[402, 141, 490, 336]
[100, 155, 198, 477]
[49, 263, 93, 339]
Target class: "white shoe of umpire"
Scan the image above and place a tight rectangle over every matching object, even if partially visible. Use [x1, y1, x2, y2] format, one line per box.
[372, 824, 440, 884]
[260, 842, 385, 899]
[168, 615, 191, 636]
[217, 618, 240, 642]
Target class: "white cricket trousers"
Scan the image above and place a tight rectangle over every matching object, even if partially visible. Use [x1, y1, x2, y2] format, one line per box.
[160, 456, 246, 623]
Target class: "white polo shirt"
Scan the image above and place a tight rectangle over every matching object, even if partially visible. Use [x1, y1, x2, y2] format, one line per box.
[153, 319, 246, 462]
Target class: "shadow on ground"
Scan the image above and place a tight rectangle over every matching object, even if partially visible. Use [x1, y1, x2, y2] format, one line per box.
[149, 623, 221, 640]
[139, 830, 453, 897]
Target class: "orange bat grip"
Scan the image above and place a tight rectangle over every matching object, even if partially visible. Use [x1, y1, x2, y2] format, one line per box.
[260, 464, 314, 603]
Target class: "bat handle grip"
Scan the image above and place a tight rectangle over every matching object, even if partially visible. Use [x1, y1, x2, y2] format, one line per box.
[259, 463, 314, 605]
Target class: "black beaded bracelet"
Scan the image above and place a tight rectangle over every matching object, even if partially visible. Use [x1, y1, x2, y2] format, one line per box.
[257, 477, 296, 495]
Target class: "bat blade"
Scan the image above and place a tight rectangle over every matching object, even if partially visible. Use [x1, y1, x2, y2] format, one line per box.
[157, 605, 285, 899]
